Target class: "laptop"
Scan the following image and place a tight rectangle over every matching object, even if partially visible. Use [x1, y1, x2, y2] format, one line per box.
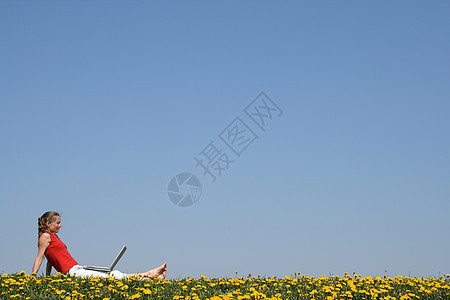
[83, 245, 127, 272]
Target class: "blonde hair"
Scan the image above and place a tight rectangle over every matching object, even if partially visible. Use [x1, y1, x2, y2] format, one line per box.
[38, 211, 60, 239]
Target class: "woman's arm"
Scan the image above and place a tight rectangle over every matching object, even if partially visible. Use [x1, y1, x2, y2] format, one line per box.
[32, 233, 50, 274]
[46, 261, 52, 276]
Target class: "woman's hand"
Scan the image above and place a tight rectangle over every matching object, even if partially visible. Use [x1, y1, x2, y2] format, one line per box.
[32, 233, 50, 274]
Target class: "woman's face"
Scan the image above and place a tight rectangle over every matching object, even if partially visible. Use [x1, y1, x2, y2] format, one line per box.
[47, 216, 62, 233]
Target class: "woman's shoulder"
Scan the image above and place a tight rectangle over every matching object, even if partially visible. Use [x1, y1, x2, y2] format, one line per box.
[38, 232, 52, 249]
[39, 232, 52, 242]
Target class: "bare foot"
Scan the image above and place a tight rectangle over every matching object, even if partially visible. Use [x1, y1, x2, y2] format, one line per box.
[156, 262, 167, 280]
[143, 263, 166, 280]
[157, 265, 167, 280]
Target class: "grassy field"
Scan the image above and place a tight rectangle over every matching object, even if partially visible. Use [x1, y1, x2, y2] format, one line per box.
[1, 272, 449, 299]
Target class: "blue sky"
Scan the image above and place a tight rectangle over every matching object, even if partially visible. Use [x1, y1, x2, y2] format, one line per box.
[1, 1, 449, 279]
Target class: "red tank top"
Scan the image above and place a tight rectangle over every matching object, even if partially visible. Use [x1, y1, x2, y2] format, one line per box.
[45, 233, 78, 274]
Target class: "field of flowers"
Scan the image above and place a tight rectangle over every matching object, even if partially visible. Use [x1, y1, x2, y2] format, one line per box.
[1, 272, 449, 299]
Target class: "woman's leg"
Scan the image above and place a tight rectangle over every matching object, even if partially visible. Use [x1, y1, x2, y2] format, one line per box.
[68, 265, 110, 278]
[68, 263, 166, 280]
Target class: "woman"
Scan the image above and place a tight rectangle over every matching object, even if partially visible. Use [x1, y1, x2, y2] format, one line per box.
[32, 211, 166, 279]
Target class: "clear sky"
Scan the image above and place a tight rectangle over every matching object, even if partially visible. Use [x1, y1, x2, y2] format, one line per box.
[1, 1, 449, 279]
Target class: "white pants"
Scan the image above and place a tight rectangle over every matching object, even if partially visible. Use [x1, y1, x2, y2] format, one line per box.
[68, 265, 127, 279]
